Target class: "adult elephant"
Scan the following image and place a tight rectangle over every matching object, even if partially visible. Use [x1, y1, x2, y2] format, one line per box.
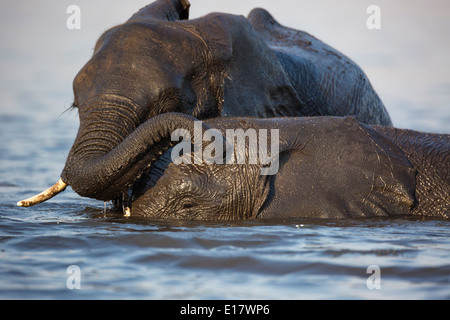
[18, 0, 391, 207]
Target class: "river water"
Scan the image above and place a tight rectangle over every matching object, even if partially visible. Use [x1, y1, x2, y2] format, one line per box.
[0, 0, 449, 299]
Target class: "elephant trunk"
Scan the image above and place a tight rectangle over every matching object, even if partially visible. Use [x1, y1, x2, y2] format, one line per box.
[60, 100, 142, 200]
[18, 110, 214, 206]
[61, 111, 213, 201]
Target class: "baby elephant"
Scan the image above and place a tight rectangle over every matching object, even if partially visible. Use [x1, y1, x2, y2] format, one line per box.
[129, 113, 449, 220]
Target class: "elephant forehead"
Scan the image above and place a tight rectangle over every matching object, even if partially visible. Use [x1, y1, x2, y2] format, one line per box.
[73, 21, 205, 103]
[164, 162, 228, 189]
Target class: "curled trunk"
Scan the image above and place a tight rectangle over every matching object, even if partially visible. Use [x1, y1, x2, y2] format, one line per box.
[61, 111, 215, 201]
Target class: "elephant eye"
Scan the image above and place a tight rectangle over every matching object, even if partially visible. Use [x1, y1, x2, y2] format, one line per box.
[182, 202, 195, 210]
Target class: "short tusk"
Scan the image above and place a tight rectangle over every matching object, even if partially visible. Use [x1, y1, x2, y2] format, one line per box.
[17, 179, 68, 207]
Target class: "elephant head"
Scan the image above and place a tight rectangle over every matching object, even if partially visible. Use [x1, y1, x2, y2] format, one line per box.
[127, 116, 283, 220]
[131, 157, 271, 220]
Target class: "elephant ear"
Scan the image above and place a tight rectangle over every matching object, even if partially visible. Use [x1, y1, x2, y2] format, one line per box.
[290, 117, 416, 218]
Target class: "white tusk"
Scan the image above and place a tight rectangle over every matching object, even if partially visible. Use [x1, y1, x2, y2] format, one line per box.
[17, 179, 67, 207]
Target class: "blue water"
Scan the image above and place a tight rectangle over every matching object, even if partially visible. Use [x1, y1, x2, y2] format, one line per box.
[1, 210, 449, 299]
[1, 1, 449, 299]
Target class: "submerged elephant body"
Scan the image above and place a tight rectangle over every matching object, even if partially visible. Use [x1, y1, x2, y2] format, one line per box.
[131, 115, 449, 220]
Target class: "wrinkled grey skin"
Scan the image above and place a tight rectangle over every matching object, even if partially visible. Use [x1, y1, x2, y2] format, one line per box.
[60, 0, 391, 204]
[131, 114, 449, 220]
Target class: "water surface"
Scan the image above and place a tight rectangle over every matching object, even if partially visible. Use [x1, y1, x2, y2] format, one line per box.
[1, 204, 449, 299]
